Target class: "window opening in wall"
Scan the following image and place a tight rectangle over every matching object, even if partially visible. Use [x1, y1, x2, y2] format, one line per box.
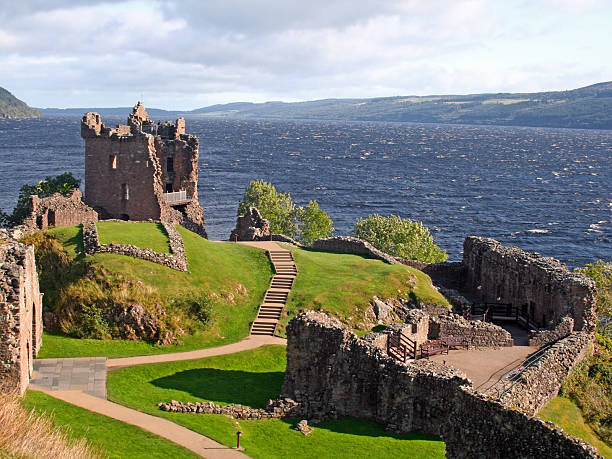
[167, 157, 174, 172]
[47, 210, 56, 227]
[122, 183, 129, 201]
[110, 154, 117, 169]
[165, 183, 173, 193]
[120, 213, 130, 221]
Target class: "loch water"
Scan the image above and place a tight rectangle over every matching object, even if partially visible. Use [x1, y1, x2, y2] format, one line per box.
[0, 116, 610, 268]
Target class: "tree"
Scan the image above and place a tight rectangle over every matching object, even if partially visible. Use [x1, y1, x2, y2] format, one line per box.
[0, 173, 80, 227]
[296, 200, 334, 246]
[352, 214, 447, 263]
[237, 180, 334, 243]
[576, 259, 612, 335]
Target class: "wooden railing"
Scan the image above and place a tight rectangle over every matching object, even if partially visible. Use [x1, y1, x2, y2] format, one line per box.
[387, 333, 417, 363]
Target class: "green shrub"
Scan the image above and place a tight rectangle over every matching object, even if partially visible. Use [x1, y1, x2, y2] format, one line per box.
[170, 293, 216, 325]
[73, 304, 110, 340]
[576, 259, 611, 336]
[352, 214, 447, 263]
[238, 180, 334, 243]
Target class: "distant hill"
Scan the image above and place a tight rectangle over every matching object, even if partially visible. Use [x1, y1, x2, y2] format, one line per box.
[38, 81, 612, 130]
[0, 87, 40, 118]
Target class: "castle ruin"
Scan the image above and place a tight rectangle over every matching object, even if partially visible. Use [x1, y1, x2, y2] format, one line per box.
[81, 102, 206, 236]
[0, 231, 43, 395]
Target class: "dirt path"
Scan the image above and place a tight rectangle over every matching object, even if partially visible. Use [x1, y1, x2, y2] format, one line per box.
[32, 387, 247, 458]
[107, 335, 286, 369]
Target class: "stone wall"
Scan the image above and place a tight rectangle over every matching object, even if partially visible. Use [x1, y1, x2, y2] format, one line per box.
[82, 221, 188, 272]
[230, 207, 270, 241]
[20, 189, 98, 234]
[463, 236, 597, 331]
[310, 236, 397, 264]
[0, 231, 43, 395]
[282, 311, 599, 458]
[494, 331, 592, 415]
[428, 313, 514, 347]
[529, 316, 575, 347]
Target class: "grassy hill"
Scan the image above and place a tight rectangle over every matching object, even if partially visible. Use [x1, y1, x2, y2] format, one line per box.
[34, 222, 447, 357]
[0, 87, 40, 118]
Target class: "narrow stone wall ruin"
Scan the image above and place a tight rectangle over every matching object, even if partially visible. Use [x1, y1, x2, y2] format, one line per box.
[428, 313, 514, 347]
[310, 236, 398, 264]
[282, 311, 599, 458]
[0, 230, 43, 395]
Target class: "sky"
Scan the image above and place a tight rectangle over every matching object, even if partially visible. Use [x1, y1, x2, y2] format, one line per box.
[0, 0, 611, 110]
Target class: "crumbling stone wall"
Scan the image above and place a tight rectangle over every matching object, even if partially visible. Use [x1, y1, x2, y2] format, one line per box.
[82, 102, 206, 236]
[282, 311, 599, 458]
[229, 207, 270, 241]
[82, 221, 187, 272]
[494, 331, 592, 415]
[20, 189, 98, 234]
[463, 236, 597, 331]
[0, 231, 43, 395]
[428, 313, 514, 347]
[310, 236, 398, 264]
[529, 316, 574, 347]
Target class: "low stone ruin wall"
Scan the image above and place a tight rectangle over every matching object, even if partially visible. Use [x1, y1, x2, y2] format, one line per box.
[428, 313, 514, 347]
[229, 206, 270, 241]
[495, 331, 592, 416]
[310, 236, 397, 264]
[282, 311, 599, 458]
[20, 189, 98, 235]
[158, 398, 300, 420]
[400, 260, 467, 292]
[529, 316, 575, 347]
[82, 221, 188, 272]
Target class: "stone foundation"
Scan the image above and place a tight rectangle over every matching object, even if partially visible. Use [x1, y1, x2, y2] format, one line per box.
[158, 398, 300, 420]
[82, 221, 188, 272]
[281, 311, 600, 458]
[529, 316, 575, 347]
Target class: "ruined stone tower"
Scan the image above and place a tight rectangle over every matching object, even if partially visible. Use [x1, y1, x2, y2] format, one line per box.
[81, 102, 206, 236]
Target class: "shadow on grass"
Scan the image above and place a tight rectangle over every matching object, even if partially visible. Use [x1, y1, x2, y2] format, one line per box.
[280, 417, 442, 441]
[67, 226, 85, 260]
[151, 368, 284, 408]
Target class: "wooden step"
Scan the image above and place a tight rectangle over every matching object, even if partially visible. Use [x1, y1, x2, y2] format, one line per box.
[257, 305, 283, 319]
[271, 276, 294, 289]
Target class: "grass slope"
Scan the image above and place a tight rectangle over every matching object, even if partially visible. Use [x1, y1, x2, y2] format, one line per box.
[39, 225, 272, 358]
[539, 397, 611, 458]
[279, 245, 449, 335]
[21, 391, 199, 458]
[96, 221, 171, 253]
[107, 346, 445, 458]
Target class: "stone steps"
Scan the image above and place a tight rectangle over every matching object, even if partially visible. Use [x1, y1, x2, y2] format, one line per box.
[250, 248, 297, 336]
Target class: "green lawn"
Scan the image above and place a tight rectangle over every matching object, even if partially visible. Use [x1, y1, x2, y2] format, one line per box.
[97, 221, 172, 253]
[279, 245, 450, 335]
[21, 390, 199, 459]
[41, 225, 273, 358]
[107, 346, 445, 458]
[539, 397, 611, 458]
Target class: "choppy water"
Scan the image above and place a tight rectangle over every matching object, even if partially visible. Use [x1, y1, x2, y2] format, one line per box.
[0, 116, 610, 268]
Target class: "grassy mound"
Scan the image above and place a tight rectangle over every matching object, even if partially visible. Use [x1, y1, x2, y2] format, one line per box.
[539, 397, 611, 458]
[35, 224, 273, 357]
[107, 346, 445, 458]
[278, 245, 450, 335]
[97, 221, 171, 253]
[21, 391, 199, 458]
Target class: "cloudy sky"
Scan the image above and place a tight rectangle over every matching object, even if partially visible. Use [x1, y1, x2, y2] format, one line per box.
[1, 0, 610, 109]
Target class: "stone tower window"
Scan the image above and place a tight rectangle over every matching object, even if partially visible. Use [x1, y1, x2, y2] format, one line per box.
[122, 183, 129, 201]
[110, 154, 117, 169]
[166, 157, 174, 172]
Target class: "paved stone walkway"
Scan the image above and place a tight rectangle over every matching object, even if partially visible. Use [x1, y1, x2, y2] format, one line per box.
[31, 357, 107, 398]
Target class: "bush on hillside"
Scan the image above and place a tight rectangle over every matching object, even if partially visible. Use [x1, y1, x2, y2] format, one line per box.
[238, 180, 334, 244]
[352, 214, 447, 263]
[0, 172, 80, 227]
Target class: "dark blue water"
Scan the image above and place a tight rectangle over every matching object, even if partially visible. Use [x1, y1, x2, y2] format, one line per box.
[0, 116, 610, 267]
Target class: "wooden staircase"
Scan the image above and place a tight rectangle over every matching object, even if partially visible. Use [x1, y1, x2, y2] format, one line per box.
[250, 249, 297, 336]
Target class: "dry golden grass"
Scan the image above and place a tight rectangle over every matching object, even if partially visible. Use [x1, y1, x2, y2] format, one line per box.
[0, 392, 100, 458]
